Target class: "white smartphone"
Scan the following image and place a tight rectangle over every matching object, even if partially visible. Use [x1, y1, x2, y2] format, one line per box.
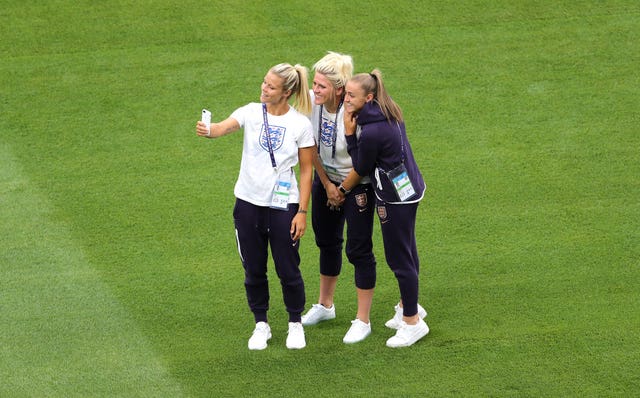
[201, 109, 212, 131]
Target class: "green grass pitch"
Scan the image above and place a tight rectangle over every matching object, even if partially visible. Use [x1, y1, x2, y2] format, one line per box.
[1, 1, 638, 396]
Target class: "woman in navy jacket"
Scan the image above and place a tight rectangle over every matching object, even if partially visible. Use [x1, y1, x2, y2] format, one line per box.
[341, 69, 429, 348]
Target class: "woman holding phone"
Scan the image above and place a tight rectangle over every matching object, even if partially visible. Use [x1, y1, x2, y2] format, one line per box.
[196, 63, 315, 350]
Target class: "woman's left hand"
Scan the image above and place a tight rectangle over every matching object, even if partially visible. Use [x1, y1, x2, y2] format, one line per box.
[290, 213, 307, 242]
[325, 183, 343, 207]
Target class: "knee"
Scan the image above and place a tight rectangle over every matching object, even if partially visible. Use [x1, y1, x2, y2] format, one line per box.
[345, 245, 375, 265]
[354, 271, 376, 290]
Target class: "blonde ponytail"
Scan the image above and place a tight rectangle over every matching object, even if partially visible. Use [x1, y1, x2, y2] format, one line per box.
[350, 69, 403, 122]
[269, 63, 312, 116]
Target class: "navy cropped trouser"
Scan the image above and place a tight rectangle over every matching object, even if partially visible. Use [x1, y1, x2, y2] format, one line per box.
[311, 175, 377, 289]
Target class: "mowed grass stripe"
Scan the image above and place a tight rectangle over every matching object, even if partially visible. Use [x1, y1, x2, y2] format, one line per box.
[0, 143, 185, 397]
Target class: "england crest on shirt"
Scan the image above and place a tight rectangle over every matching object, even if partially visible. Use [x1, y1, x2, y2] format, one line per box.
[260, 124, 286, 152]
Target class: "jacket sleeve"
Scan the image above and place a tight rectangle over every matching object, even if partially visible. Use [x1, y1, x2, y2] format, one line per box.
[346, 134, 359, 166]
[346, 129, 378, 177]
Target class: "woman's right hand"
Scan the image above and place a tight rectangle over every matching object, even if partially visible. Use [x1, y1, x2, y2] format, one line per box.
[343, 109, 357, 136]
[196, 121, 211, 137]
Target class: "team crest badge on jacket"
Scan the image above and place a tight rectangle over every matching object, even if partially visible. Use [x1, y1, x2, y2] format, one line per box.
[377, 205, 387, 220]
[355, 193, 368, 208]
[260, 125, 286, 152]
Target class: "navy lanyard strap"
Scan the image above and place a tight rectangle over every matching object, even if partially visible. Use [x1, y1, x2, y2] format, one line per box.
[317, 100, 343, 159]
[396, 121, 406, 163]
[331, 100, 343, 159]
[316, 108, 321, 154]
[262, 103, 277, 170]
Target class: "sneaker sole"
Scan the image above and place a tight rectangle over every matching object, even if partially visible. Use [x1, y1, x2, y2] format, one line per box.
[343, 330, 371, 344]
[301, 314, 336, 326]
[386, 325, 429, 348]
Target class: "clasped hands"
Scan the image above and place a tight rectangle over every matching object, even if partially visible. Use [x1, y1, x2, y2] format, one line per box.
[325, 183, 345, 211]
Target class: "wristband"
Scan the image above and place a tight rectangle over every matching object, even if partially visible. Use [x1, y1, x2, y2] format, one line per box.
[338, 184, 351, 195]
[297, 209, 308, 214]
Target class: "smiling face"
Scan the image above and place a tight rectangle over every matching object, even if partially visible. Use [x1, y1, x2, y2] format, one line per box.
[260, 71, 290, 105]
[344, 80, 373, 114]
[312, 72, 341, 107]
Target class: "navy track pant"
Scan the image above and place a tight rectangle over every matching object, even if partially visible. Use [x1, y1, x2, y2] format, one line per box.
[376, 201, 421, 317]
[233, 198, 305, 323]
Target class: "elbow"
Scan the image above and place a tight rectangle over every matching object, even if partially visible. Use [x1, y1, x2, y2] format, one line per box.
[353, 165, 367, 178]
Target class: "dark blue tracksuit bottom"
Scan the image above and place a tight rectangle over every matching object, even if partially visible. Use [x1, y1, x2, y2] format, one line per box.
[376, 201, 421, 317]
[233, 198, 305, 323]
[311, 175, 377, 289]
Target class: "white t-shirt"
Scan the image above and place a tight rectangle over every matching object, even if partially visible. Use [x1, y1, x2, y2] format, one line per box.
[230, 103, 315, 206]
[309, 91, 369, 184]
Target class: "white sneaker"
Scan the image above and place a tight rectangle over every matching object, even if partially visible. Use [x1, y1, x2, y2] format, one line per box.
[301, 303, 336, 326]
[386, 318, 429, 348]
[342, 319, 371, 344]
[248, 322, 271, 350]
[385, 303, 427, 330]
[286, 322, 306, 349]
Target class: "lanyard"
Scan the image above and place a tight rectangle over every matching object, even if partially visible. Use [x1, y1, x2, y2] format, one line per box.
[317, 100, 343, 159]
[262, 103, 278, 170]
[396, 121, 406, 163]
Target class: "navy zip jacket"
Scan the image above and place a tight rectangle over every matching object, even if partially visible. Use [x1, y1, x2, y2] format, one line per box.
[346, 101, 426, 204]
